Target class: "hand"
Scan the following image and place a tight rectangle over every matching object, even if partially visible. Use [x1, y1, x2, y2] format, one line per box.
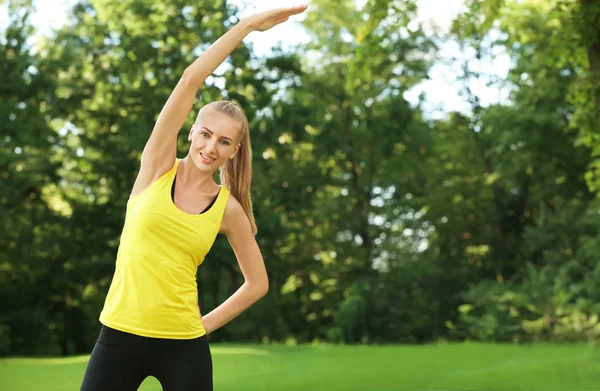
[199, 306, 211, 334]
[241, 4, 308, 32]
[202, 315, 215, 335]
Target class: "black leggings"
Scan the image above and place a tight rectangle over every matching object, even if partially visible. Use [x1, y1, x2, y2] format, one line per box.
[80, 325, 212, 391]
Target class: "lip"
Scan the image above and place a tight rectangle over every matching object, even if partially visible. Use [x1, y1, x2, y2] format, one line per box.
[199, 152, 216, 164]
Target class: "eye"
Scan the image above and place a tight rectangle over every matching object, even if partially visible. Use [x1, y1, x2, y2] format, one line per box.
[200, 131, 210, 138]
[220, 140, 231, 146]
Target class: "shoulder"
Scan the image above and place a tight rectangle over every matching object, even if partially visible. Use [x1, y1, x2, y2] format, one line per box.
[223, 191, 243, 219]
[220, 192, 251, 236]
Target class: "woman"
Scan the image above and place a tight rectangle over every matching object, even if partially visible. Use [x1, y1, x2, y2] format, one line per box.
[80, 4, 308, 391]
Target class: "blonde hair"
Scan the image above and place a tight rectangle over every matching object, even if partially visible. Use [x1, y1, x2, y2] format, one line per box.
[199, 100, 256, 235]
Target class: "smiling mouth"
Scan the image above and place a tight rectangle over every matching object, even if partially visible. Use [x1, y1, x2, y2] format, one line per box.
[199, 152, 216, 163]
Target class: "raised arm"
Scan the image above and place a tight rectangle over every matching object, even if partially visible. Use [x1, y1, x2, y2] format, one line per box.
[131, 4, 309, 196]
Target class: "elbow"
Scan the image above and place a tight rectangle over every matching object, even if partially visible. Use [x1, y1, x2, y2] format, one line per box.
[180, 69, 201, 89]
[257, 279, 269, 298]
[249, 279, 269, 300]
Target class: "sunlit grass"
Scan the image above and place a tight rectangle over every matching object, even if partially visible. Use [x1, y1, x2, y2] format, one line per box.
[1, 343, 598, 391]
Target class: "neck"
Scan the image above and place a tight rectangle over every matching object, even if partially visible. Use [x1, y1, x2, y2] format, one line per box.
[179, 156, 219, 191]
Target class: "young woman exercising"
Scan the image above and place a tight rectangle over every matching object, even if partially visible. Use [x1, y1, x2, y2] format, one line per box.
[80, 5, 308, 391]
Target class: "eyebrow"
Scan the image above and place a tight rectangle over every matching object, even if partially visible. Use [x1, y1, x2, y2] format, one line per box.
[201, 127, 233, 142]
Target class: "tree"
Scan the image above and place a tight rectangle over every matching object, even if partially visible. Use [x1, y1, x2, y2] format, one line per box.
[253, 0, 441, 342]
[0, 0, 68, 355]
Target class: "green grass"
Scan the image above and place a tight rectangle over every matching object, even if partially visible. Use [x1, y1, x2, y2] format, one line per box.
[1, 343, 599, 391]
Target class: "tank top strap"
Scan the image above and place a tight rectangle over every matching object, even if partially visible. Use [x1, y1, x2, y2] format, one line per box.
[212, 186, 231, 220]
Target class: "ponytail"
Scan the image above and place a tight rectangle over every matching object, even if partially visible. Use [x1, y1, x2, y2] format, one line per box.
[203, 100, 257, 235]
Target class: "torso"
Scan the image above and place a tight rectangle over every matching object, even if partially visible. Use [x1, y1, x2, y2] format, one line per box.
[99, 159, 231, 339]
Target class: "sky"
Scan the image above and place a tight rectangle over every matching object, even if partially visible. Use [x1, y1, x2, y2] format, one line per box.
[3, 0, 511, 119]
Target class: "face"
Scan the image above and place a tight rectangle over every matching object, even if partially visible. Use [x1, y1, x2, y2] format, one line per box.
[187, 108, 242, 172]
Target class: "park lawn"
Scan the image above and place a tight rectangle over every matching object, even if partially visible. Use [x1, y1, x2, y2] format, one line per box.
[0, 343, 598, 391]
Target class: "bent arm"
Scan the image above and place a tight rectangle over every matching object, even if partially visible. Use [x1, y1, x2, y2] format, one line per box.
[200, 197, 268, 334]
[132, 21, 254, 195]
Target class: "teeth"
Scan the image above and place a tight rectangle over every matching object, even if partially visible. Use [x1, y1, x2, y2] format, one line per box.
[200, 153, 215, 161]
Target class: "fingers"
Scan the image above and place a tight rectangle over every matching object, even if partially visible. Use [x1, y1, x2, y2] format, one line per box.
[288, 4, 309, 14]
[276, 4, 308, 17]
[246, 4, 307, 32]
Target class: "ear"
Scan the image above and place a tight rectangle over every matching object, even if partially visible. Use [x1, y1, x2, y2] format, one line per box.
[188, 124, 195, 141]
[230, 143, 241, 160]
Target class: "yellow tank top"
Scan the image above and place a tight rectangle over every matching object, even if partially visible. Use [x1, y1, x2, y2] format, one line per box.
[99, 159, 230, 339]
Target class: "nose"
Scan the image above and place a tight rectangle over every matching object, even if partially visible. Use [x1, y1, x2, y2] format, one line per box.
[205, 139, 218, 154]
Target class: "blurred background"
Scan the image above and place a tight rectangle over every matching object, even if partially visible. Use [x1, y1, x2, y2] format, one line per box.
[1, 0, 600, 367]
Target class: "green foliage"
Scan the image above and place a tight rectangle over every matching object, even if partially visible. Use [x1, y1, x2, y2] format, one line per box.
[330, 263, 444, 344]
[458, 0, 600, 191]
[454, 259, 600, 343]
[2, 0, 600, 354]
[0, 325, 10, 356]
[0, 0, 68, 357]
[438, 0, 600, 344]
[256, 0, 439, 343]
